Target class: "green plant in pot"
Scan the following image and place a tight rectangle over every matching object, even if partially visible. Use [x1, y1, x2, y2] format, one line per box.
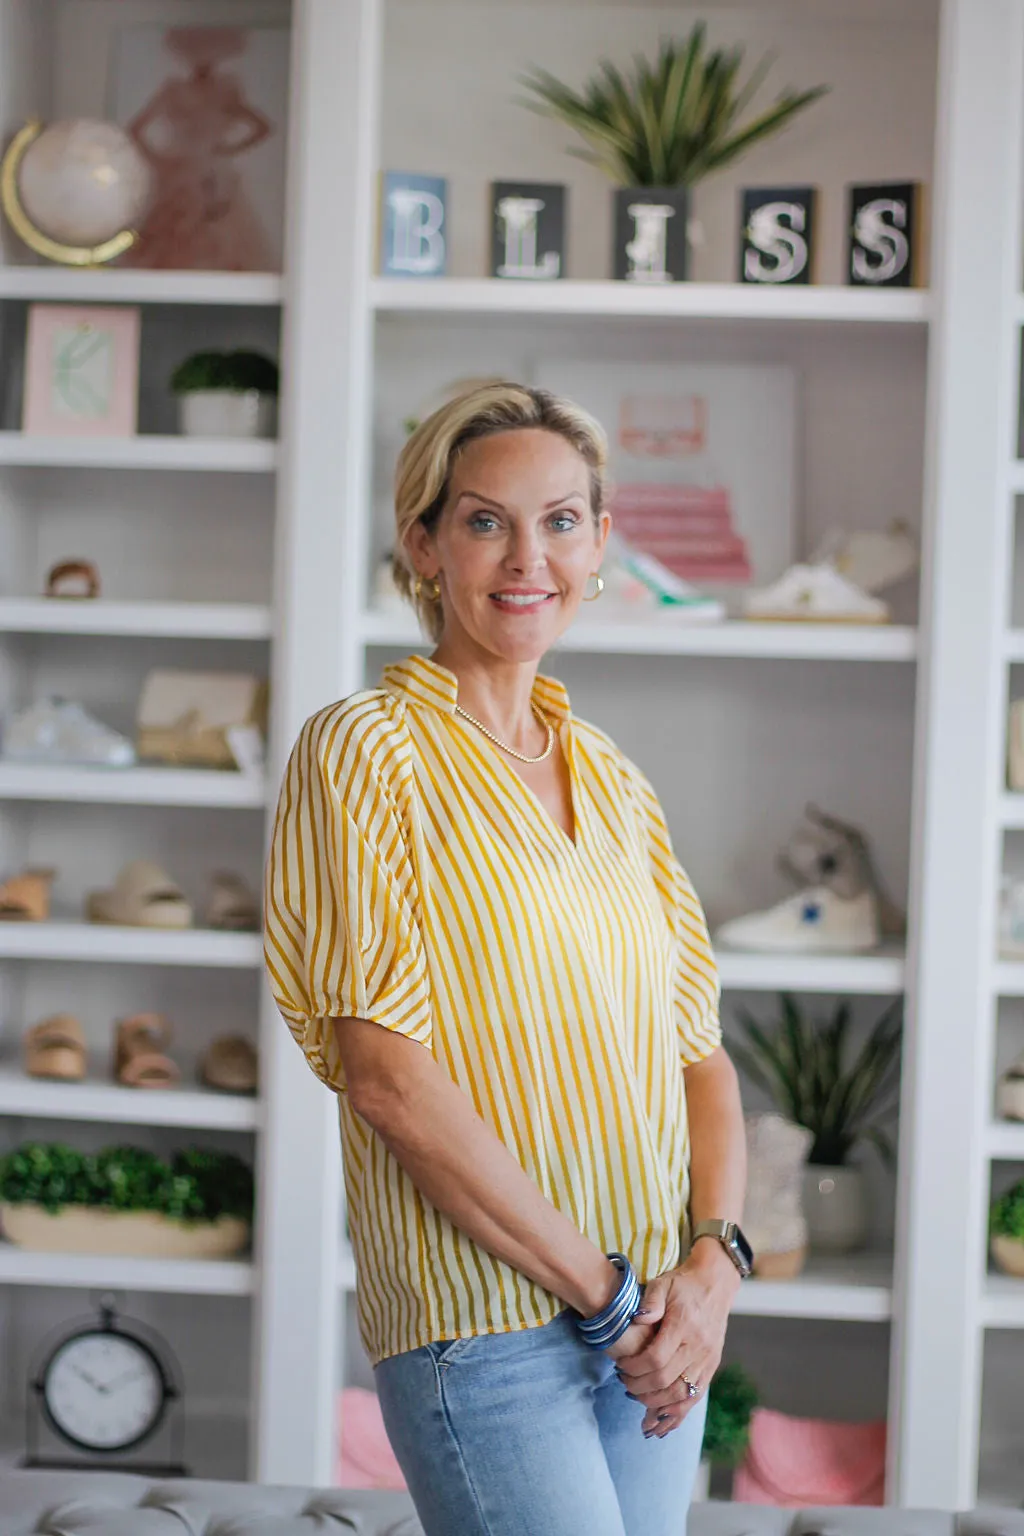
[694, 1362, 759, 1497]
[170, 348, 279, 440]
[520, 25, 827, 279]
[0, 1142, 254, 1259]
[990, 1179, 1024, 1278]
[730, 993, 902, 1254]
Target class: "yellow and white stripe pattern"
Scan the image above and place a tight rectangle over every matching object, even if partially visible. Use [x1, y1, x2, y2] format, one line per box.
[264, 654, 720, 1365]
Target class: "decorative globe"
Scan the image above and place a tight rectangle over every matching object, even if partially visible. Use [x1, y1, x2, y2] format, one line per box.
[17, 119, 151, 247]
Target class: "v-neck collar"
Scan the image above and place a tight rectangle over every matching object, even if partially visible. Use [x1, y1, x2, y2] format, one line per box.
[382, 654, 581, 853]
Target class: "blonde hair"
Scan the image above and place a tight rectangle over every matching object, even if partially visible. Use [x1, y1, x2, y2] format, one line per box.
[393, 381, 608, 641]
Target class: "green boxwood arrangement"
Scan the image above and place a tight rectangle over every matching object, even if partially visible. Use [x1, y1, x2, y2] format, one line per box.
[0, 1143, 254, 1224]
[702, 1361, 759, 1468]
[170, 350, 280, 396]
[990, 1179, 1024, 1243]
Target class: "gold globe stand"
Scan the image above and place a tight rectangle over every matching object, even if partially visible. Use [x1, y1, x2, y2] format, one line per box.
[0, 119, 140, 267]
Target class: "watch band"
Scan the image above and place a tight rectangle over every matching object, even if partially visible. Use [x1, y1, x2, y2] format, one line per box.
[692, 1219, 754, 1279]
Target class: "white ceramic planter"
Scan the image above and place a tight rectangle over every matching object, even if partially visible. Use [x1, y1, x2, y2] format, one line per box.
[802, 1163, 869, 1253]
[0, 1203, 250, 1259]
[178, 389, 276, 439]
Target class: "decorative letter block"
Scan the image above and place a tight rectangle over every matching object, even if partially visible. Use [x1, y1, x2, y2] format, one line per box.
[613, 188, 689, 282]
[490, 182, 565, 280]
[380, 173, 447, 277]
[847, 182, 920, 287]
[740, 187, 817, 285]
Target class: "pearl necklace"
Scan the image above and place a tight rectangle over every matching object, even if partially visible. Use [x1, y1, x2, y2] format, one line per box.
[454, 703, 555, 764]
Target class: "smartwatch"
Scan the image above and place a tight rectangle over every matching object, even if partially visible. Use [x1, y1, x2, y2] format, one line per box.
[691, 1220, 754, 1279]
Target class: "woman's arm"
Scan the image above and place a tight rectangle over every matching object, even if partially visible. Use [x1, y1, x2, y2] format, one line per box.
[615, 1046, 747, 1437]
[335, 1016, 625, 1321]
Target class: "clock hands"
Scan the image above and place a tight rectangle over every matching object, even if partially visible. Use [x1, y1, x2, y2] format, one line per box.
[71, 1364, 108, 1394]
[103, 1364, 152, 1393]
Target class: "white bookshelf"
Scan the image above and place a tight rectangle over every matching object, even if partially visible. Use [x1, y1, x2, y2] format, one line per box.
[0, 266, 283, 306]
[0, 600, 273, 640]
[372, 278, 931, 326]
[0, 433, 278, 472]
[982, 1276, 1024, 1329]
[731, 1251, 894, 1323]
[0, 1246, 254, 1297]
[986, 1121, 1024, 1159]
[716, 947, 905, 996]
[0, 1066, 260, 1133]
[360, 609, 920, 663]
[0, 764, 267, 809]
[0, 923, 262, 969]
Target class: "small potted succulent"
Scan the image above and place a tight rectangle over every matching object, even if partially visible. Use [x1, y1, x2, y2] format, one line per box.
[990, 1179, 1024, 1277]
[730, 993, 903, 1253]
[0, 1142, 254, 1259]
[520, 26, 827, 281]
[170, 349, 280, 439]
[695, 1362, 759, 1499]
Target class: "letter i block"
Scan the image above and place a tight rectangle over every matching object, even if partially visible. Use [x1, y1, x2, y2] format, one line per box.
[740, 187, 817, 285]
[380, 173, 448, 277]
[847, 183, 921, 287]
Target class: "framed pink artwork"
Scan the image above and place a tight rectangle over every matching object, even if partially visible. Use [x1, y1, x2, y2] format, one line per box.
[23, 304, 140, 437]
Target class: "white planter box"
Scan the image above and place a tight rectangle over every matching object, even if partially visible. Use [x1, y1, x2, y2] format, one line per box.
[178, 390, 276, 439]
[0, 1203, 250, 1259]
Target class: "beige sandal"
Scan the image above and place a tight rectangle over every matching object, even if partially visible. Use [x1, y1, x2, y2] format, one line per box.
[24, 1015, 87, 1081]
[205, 872, 260, 933]
[114, 1014, 181, 1089]
[200, 1035, 258, 1094]
[0, 868, 54, 922]
[87, 861, 193, 929]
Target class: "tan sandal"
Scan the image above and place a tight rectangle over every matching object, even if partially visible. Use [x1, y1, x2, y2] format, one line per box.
[0, 868, 54, 922]
[200, 1035, 258, 1094]
[114, 1014, 181, 1089]
[87, 861, 193, 929]
[44, 558, 101, 600]
[24, 1015, 87, 1081]
[205, 872, 260, 933]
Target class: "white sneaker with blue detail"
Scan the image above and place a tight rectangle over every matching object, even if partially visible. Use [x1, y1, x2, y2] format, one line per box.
[714, 886, 880, 953]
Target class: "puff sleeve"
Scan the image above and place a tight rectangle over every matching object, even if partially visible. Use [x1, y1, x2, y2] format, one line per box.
[624, 759, 722, 1065]
[263, 700, 433, 1091]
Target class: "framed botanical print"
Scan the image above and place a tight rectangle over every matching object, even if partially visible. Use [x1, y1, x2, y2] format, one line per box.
[23, 304, 140, 436]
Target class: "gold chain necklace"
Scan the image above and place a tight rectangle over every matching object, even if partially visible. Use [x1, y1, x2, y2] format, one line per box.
[454, 703, 555, 764]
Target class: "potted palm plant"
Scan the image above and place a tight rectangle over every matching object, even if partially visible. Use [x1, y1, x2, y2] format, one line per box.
[520, 26, 827, 280]
[730, 994, 902, 1253]
[170, 349, 279, 439]
[990, 1179, 1024, 1277]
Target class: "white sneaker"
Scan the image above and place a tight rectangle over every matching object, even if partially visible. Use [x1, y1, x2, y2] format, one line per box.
[998, 877, 1024, 959]
[2, 699, 135, 767]
[810, 523, 918, 595]
[715, 886, 881, 953]
[745, 564, 889, 623]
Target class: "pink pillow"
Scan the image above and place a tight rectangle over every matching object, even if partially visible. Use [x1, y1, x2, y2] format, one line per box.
[733, 1407, 886, 1506]
[334, 1388, 407, 1490]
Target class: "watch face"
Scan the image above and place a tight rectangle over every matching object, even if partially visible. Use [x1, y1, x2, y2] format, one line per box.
[730, 1225, 755, 1275]
[43, 1330, 165, 1453]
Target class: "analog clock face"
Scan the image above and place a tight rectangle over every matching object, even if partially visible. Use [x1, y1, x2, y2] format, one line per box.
[44, 1331, 164, 1452]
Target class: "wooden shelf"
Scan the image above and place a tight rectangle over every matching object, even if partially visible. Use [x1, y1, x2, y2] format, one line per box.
[372, 278, 931, 326]
[733, 1250, 893, 1322]
[0, 599, 272, 640]
[0, 763, 266, 809]
[716, 945, 905, 995]
[0, 922, 262, 969]
[0, 266, 283, 306]
[0, 1065, 259, 1131]
[359, 609, 919, 663]
[0, 1244, 253, 1296]
[0, 433, 278, 472]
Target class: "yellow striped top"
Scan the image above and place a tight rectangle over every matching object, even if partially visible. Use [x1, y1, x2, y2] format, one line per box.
[264, 654, 721, 1365]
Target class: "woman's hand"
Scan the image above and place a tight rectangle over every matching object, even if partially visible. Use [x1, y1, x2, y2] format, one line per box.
[614, 1242, 739, 1437]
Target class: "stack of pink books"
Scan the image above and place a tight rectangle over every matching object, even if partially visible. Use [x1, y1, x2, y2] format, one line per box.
[611, 482, 751, 584]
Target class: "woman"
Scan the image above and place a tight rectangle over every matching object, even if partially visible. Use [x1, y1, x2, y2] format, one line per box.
[265, 382, 748, 1536]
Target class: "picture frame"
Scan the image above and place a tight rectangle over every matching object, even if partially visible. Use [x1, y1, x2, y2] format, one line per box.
[23, 304, 141, 437]
[534, 360, 797, 591]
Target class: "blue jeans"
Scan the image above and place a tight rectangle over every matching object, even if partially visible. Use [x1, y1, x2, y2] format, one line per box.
[374, 1309, 708, 1536]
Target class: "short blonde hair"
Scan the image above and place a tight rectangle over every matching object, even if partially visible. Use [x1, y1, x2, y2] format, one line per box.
[393, 381, 608, 640]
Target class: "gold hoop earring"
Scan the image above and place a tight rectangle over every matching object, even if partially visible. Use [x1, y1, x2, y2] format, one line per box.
[414, 575, 441, 601]
[583, 572, 604, 602]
